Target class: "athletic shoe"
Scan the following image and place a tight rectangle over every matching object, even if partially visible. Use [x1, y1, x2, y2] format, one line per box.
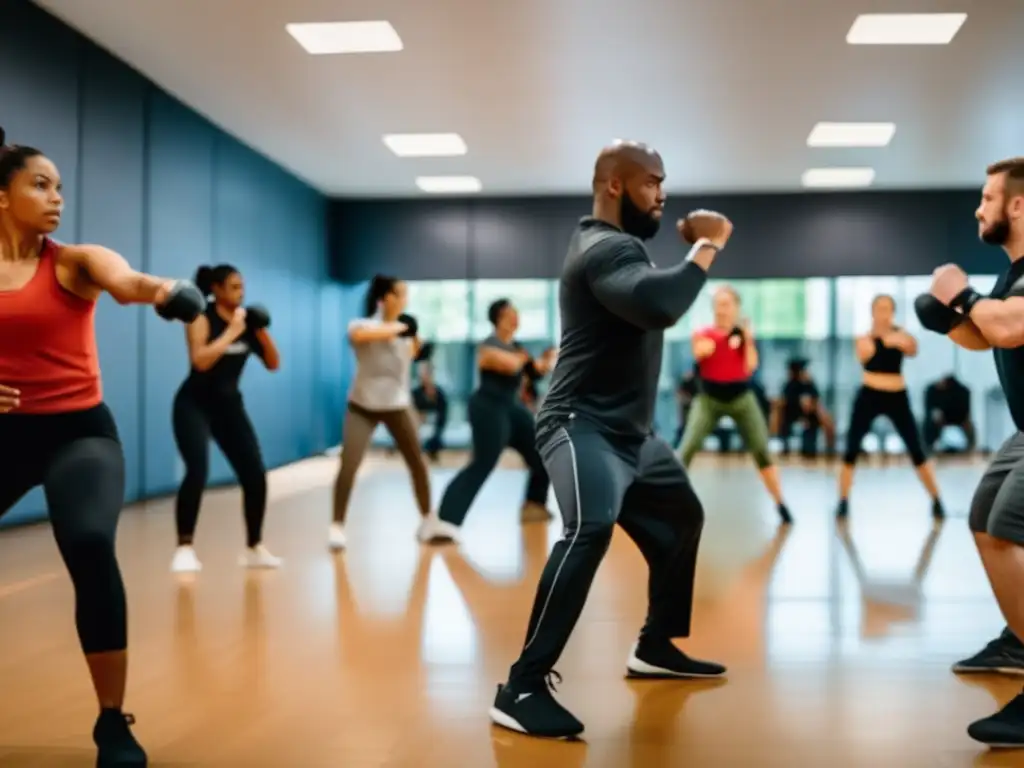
[968, 689, 1024, 747]
[626, 637, 727, 679]
[416, 514, 461, 543]
[94, 709, 147, 767]
[953, 631, 1024, 676]
[239, 544, 282, 569]
[932, 498, 946, 520]
[777, 504, 793, 525]
[489, 671, 583, 739]
[328, 523, 347, 551]
[170, 546, 201, 574]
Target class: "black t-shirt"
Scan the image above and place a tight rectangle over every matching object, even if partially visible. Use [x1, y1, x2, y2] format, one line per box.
[477, 334, 525, 402]
[184, 305, 265, 399]
[538, 217, 708, 439]
[988, 258, 1024, 431]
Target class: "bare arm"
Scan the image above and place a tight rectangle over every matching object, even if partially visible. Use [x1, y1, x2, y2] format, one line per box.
[948, 320, 992, 350]
[742, 328, 759, 373]
[855, 336, 875, 364]
[348, 321, 408, 345]
[478, 344, 527, 375]
[967, 296, 1024, 348]
[186, 314, 245, 372]
[68, 244, 171, 304]
[692, 333, 716, 361]
[587, 239, 716, 330]
[884, 329, 918, 357]
[253, 329, 281, 371]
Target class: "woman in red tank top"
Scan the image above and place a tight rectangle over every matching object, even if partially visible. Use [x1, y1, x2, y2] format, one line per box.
[677, 285, 793, 524]
[0, 128, 204, 767]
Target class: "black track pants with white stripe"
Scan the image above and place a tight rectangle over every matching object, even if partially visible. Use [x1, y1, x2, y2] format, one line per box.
[507, 416, 705, 683]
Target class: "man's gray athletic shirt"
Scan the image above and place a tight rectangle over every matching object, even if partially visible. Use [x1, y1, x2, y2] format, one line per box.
[537, 217, 710, 441]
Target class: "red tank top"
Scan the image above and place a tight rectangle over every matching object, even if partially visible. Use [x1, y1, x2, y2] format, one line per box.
[0, 240, 102, 414]
[695, 325, 748, 382]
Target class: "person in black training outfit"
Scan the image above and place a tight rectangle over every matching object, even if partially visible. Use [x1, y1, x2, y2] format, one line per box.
[922, 374, 975, 453]
[916, 157, 1024, 746]
[419, 299, 556, 541]
[489, 141, 728, 740]
[0, 128, 205, 767]
[772, 358, 835, 457]
[411, 359, 448, 461]
[170, 264, 282, 574]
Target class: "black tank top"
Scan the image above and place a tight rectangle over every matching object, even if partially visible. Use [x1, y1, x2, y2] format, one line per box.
[863, 332, 904, 374]
[184, 305, 264, 398]
[991, 257, 1024, 431]
[477, 334, 524, 402]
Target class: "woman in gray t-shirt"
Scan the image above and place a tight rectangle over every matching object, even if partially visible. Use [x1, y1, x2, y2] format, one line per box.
[330, 275, 430, 550]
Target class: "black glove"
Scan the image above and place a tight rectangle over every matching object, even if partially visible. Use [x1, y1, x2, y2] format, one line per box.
[156, 280, 205, 323]
[246, 304, 271, 331]
[414, 341, 434, 363]
[913, 293, 964, 334]
[728, 326, 745, 346]
[397, 313, 418, 338]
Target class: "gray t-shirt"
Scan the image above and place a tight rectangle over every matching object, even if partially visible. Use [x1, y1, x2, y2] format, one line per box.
[347, 318, 414, 411]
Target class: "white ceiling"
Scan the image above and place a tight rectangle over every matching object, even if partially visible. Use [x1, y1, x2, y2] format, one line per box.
[34, 0, 1024, 197]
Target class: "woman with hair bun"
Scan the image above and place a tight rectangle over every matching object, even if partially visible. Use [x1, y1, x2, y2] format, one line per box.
[329, 274, 431, 549]
[419, 298, 556, 543]
[170, 263, 282, 573]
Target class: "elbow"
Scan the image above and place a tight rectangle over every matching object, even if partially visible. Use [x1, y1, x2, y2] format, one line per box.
[645, 308, 679, 330]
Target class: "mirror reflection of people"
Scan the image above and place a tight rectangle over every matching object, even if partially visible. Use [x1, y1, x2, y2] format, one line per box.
[679, 286, 792, 524]
[412, 360, 448, 462]
[772, 358, 835, 458]
[922, 374, 975, 453]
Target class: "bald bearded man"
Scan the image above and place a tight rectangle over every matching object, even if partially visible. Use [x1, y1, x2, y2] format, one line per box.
[489, 141, 730, 740]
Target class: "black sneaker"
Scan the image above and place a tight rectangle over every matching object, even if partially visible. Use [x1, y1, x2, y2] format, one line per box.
[777, 504, 793, 525]
[625, 637, 727, 679]
[953, 632, 1024, 676]
[836, 499, 849, 520]
[94, 709, 147, 767]
[489, 671, 583, 739]
[932, 498, 946, 520]
[968, 689, 1024, 747]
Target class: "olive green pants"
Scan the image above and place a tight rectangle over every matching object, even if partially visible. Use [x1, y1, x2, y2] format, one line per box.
[679, 391, 773, 469]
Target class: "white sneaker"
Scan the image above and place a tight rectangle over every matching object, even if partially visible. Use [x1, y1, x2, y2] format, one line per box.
[239, 544, 283, 569]
[417, 514, 462, 544]
[328, 523, 347, 551]
[170, 545, 202, 573]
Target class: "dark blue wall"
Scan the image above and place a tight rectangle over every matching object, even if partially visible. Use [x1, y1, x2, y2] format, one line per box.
[0, 0, 341, 526]
[329, 190, 1008, 282]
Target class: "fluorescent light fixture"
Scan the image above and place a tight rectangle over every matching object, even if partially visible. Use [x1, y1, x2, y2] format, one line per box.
[807, 122, 895, 147]
[416, 176, 482, 194]
[801, 167, 876, 188]
[846, 13, 966, 45]
[383, 133, 467, 157]
[285, 21, 402, 55]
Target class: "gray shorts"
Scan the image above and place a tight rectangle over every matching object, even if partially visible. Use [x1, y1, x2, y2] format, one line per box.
[969, 432, 1024, 543]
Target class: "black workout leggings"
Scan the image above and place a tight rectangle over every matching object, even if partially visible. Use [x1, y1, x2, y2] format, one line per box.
[438, 391, 549, 527]
[173, 388, 267, 548]
[0, 404, 127, 655]
[843, 386, 927, 466]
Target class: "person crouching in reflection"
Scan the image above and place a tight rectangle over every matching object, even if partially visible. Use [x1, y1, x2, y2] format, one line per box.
[922, 374, 975, 454]
[771, 357, 835, 457]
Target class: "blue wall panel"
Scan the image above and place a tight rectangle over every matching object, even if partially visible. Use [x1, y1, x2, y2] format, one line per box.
[0, 0, 342, 527]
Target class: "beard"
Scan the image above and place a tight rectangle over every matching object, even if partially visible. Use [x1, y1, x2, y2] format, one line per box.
[620, 191, 661, 241]
[981, 205, 1011, 245]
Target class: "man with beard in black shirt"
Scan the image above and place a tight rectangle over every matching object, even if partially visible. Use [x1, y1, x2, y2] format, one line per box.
[914, 157, 1024, 747]
[488, 141, 729, 740]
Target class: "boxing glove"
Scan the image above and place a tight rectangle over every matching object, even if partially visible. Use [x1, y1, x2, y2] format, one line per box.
[913, 293, 964, 334]
[246, 304, 271, 331]
[397, 313, 418, 338]
[414, 341, 435, 363]
[728, 326, 745, 348]
[156, 280, 205, 323]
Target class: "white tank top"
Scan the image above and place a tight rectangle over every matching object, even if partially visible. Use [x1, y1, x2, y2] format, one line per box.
[346, 317, 414, 411]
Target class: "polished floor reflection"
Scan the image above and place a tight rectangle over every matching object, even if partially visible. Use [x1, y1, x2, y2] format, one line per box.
[0, 452, 1021, 766]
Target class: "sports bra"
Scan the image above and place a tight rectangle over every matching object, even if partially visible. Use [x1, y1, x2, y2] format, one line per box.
[862, 332, 904, 374]
[0, 239, 102, 414]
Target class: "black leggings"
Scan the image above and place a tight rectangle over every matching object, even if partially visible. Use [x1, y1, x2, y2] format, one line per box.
[0, 404, 127, 655]
[438, 392, 549, 527]
[843, 386, 927, 466]
[173, 388, 267, 548]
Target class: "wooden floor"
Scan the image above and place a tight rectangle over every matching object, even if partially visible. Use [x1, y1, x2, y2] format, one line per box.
[1, 451, 1022, 767]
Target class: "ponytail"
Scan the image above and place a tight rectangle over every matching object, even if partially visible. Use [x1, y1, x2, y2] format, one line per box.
[364, 274, 398, 317]
[194, 263, 239, 297]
